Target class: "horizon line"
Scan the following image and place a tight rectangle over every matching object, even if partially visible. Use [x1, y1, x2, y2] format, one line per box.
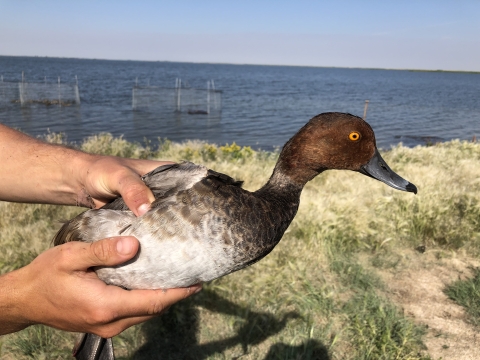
[1, 54, 479, 75]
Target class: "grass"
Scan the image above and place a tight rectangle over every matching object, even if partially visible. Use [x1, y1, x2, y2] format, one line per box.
[444, 267, 480, 327]
[1, 326, 73, 360]
[1, 133, 480, 359]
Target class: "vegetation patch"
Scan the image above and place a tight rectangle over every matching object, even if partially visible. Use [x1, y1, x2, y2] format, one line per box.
[444, 267, 480, 326]
[343, 292, 429, 360]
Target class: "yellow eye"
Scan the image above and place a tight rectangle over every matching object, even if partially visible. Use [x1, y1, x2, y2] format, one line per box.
[349, 131, 361, 141]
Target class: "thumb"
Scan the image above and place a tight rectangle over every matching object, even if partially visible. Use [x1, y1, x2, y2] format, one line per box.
[73, 236, 140, 270]
[114, 172, 154, 217]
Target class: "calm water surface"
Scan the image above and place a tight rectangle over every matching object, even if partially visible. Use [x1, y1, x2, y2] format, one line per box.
[1, 56, 479, 150]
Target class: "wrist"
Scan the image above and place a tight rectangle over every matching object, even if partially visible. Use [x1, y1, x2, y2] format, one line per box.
[65, 151, 101, 208]
[0, 269, 32, 335]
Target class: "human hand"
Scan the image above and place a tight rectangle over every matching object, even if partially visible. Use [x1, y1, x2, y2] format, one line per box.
[0, 124, 173, 214]
[78, 156, 174, 216]
[0, 236, 201, 337]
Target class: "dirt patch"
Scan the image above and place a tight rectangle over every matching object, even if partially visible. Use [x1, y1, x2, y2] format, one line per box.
[373, 251, 480, 360]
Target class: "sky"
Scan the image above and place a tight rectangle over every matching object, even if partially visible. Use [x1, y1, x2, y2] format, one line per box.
[1, 0, 479, 71]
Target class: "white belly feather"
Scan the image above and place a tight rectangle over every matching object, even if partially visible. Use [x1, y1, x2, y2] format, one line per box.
[82, 208, 234, 289]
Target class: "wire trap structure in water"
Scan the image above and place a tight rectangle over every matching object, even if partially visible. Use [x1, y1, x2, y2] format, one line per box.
[0, 76, 19, 106]
[132, 78, 222, 116]
[0, 73, 81, 107]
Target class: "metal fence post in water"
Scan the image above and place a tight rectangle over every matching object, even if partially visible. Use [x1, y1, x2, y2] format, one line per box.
[211, 80, 218, 111]
[58, 77, 61, 107]
[175, 78, 182, 112]
[363, 100, 369, 120]
[74, 75, 81, 104]
[19, 72, 26, 106]
[132, 77, 138, 110]
[207, 80, 210, 114]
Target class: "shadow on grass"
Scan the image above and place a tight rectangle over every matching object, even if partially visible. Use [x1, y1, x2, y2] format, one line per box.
[131, 288, 330, 360]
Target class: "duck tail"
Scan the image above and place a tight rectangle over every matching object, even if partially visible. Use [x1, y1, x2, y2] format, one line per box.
[73, 333, 115, 360]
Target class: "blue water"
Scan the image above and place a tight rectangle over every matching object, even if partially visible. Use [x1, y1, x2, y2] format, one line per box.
[1, 56, 479, 150]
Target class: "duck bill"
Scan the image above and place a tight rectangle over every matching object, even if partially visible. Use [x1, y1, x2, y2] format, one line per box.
[359, 148, 417, 194]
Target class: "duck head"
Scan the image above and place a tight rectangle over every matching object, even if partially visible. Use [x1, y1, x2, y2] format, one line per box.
[275, 112, 417, 194]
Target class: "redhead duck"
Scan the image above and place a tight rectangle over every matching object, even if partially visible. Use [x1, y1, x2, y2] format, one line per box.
[54, 112, 416, 359]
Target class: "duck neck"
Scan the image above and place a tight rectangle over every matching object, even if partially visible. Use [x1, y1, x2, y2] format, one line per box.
[255, 166, 306, 202]
[262, 146, 326, 190]
[242, 162, 316, 267]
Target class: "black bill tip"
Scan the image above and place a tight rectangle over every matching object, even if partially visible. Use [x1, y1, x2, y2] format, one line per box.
[406, 182, 418, 195]
[359, 148, 418, 194]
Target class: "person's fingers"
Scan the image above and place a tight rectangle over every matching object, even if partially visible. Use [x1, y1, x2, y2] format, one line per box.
[115, 160, 175, 216]
[89, 159, 175, 216]
[15, 232, 200, 336]
[57, 237, 139, 271]
[81, 282, 202, 337]
[103, 284, 203, 319]
[114, 171, 154, 216]
[91, 314, 156, 338]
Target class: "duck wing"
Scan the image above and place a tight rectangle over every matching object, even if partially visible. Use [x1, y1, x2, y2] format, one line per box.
[53, 162, 243, 246]
[103, 162, 243, 210]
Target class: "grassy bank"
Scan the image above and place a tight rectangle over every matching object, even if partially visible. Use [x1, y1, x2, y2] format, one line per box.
[1, 133, 479, 359]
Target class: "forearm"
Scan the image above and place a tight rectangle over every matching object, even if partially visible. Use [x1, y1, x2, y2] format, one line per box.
[0, 123, 95, 206]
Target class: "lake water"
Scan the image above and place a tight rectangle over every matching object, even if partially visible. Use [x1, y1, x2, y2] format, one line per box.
[1, 56, 479, 150]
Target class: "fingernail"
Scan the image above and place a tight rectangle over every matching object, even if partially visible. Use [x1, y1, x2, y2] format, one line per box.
[138, 203, 151, 216]
[191, 284, 203, 294]
[117, 237, 134, 255]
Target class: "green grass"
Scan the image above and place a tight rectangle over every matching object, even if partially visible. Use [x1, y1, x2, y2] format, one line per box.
[329, 256, 428, 359]
[1, 326, 74, 360]
[444, 267, 480, 326]
[343, 292, 428, 360]
[1, 133, 480, 359]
